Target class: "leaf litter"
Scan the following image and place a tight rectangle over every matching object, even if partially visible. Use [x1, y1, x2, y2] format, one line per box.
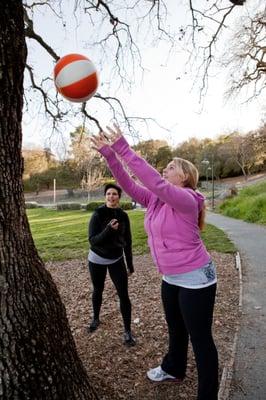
[46, 251, 239, 400]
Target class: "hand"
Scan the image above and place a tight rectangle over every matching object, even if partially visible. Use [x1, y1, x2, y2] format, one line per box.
[90, 131, 109, 151]
[102, 123, 123, 145]
[109, 219, 119, 230]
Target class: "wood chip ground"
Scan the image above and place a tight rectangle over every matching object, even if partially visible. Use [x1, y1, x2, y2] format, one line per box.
[46, 251, 239, 400]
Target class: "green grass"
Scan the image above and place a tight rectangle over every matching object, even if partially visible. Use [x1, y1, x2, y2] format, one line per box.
[218, 181, 266, 225]
[27, 209, 149, 261]
[201, 224, 236, 253]
[27, 208, 235, 261]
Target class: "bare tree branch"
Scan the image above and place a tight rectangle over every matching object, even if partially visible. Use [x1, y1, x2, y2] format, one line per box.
[223, 5, 266, 101]
[22, 0, 260, 147]
[24, 7, 60, 60]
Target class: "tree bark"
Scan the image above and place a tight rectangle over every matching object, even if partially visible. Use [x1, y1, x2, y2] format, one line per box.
[0, 2, 98, 399]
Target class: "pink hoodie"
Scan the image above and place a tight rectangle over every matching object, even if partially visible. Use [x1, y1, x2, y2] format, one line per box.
[99, 136, 210, 274]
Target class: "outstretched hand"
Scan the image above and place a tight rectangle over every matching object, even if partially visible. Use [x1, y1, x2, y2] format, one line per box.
[90, 123, 123, 151]
[90, 131, 109, 150]
[104, 123, 123, 144]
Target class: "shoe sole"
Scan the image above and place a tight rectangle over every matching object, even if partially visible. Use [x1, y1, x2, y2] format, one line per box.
[124, 342, 136, 347]
[87, 322, 100, 333]
[88, 327, 98, 333]
[146, 376, 183, 384]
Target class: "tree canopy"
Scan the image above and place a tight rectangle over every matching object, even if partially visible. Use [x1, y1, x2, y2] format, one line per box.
[23, 0, 265, 145]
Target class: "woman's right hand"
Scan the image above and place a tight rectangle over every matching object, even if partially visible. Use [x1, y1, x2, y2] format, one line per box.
[102, 123, 123, 145]
[91, 123, 123, 151]
[90, 131, 109, 151]
[108, 219, 119, 230]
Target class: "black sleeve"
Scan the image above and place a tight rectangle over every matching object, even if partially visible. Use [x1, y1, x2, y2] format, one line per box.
[123, 212, 134, 273]
[88, 211, 113, 246]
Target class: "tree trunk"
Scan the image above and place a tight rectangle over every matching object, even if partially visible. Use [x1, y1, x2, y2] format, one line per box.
[0, 2, 98, 399]
[235, 160, 247, 181]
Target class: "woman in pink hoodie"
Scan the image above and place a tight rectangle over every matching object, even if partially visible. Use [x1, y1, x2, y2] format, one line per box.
[91, 124, 218, 400]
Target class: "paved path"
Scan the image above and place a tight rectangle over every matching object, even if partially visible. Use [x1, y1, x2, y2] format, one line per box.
[206, 212, 266, 400]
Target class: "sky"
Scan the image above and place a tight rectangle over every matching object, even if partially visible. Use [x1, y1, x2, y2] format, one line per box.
[22, 0, 265, 156]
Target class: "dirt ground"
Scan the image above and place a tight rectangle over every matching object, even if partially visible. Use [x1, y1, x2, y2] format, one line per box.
[46, 251, 239, 400]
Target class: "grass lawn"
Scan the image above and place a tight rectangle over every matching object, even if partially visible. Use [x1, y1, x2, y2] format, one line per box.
[27, 208, 235, 262]
[201, 223, 236, 253]
[218, 181, 266, 225]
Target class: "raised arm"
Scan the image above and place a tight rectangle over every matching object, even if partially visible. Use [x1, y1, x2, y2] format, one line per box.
[90, 133, 152, 207]
[109, 134, 197, 212]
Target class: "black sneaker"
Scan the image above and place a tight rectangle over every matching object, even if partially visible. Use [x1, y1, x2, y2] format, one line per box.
[87, 318, 100, 333]
[123, 331, 136, 346]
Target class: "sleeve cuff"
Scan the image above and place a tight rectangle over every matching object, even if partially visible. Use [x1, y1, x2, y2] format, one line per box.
[111, 136, 130, 155]
[128, 266, 134, 273]
[99, 145, 115, 158]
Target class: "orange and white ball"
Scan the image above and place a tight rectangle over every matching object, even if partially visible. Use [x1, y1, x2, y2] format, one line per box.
[54, 53, 99, 103]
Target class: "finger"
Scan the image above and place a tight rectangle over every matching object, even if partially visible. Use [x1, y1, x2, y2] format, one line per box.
[101, 131, 111, 141]
[99, 131, 107, 138]
[113, 123, 122, 135]
[106, 126, 116, 135]
[90, 136, 98, 145]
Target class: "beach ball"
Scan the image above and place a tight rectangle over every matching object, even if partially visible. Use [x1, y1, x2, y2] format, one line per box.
[54, 53, 99, 103]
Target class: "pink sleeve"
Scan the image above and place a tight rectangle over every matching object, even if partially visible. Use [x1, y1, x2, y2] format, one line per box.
[99, 145, 152, 207]
[111, 137, 196, 212]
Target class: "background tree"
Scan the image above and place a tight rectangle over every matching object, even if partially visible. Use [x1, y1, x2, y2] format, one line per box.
[216, 135, 242, 178]
[223, 2, 266, 101]
[22, 147, 56, 179]
[132, 139, 169, 167]
[0, 2, 98, 399]
[231, 133, 257, 179]
[172, 137, 205, 169]
[68, 126, 107, 198]
[217, 132, 256, 180]
[154, 145, 173, 172]
[250, 124, 266, 172]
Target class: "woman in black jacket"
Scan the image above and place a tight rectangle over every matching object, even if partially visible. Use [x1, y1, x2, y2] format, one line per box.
[88, 183, 136, 346]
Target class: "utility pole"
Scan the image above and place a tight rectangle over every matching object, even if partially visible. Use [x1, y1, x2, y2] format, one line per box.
[53, 178, 56, 204]
[202, 156, 215, 210]
[211, 154, 214, 210]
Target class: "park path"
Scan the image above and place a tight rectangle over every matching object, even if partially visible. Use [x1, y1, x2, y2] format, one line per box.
[206, 212, 266, 400]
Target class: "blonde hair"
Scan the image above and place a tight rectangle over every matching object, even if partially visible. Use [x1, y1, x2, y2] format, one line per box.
[173, 157, 205, 230]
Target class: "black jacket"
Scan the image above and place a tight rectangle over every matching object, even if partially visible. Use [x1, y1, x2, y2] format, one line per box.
[88, 205, 134, 272]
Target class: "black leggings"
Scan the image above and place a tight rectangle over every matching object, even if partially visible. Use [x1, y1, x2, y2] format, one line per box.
[161, 280, 218, 400]
[89, 259, 132, 332]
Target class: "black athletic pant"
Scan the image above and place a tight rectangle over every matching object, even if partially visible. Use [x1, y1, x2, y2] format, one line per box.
[89, 258, 132, 332]
[161, 280, 218, 400]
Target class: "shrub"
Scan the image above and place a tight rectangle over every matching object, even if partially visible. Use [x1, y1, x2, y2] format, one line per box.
[85, 201, 132, 211]
[25, 201, 41, 209]
[245, 194, 266, 223]
[119, 201, 133, 210]
[86, 201, 105, 211]
[57, 203, 81, 211]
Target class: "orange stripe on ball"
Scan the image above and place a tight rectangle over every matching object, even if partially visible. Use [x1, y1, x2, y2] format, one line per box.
[54, 53, 89, 78]
[59, 72, 98, 100]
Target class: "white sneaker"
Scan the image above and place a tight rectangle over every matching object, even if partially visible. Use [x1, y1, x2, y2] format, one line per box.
[147, 366, 182, 383]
